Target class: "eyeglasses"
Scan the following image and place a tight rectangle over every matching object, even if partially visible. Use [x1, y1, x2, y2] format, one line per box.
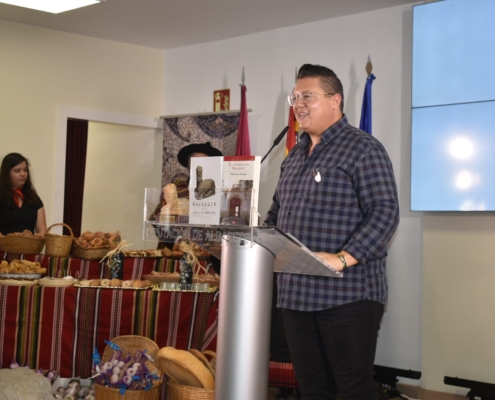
[287, 92, 335, 107]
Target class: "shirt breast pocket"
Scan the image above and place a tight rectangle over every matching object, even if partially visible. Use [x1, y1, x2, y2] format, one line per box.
[303, 167, 356, 209]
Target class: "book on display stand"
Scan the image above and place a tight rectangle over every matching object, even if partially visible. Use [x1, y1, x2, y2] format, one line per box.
[221, 155, 261, 226]
[188, 156, 223, 225]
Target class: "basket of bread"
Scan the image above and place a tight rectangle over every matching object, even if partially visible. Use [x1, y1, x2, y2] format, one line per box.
[156, 347, 216, 400]
[0, 230, 44, 254]
[44, 223, 74, 257]
[93, 335, 162, 400]
[71, 230, 120, 260]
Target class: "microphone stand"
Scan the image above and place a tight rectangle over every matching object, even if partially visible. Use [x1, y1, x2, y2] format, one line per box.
[261, 126, 289, 163]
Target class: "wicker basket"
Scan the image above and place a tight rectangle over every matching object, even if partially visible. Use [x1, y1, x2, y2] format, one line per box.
[44, 223, 74, 257]
[95, 335, 162, 400]
[70, 239, 110, 260]
[166, 380, 215, 400]
[95, 383, 162, 400]
[0, 235, 45, 254]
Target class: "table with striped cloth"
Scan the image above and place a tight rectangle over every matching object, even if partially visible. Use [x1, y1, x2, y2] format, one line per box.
[0, 285, 218, 378]
[0, 252, 297, 390]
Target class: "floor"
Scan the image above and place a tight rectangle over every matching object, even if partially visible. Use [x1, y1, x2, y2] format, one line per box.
[267, 386, 419, 400]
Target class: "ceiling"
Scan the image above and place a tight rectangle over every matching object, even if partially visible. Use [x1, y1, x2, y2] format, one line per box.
[0, 0, 417, 50]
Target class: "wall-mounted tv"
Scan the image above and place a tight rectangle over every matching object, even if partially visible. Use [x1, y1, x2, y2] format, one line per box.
[411, 0, 495, 211]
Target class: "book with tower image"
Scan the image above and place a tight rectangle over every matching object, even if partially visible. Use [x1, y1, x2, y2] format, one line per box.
[188, 156, 223, 225]
[220, 156, 261, 226]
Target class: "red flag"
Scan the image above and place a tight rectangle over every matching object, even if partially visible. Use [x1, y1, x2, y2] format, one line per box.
[285, 106, 298, 157]
[236, 84, 251, 156]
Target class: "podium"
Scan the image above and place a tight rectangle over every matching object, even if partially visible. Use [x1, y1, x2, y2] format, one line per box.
[143, 222, 342, 400]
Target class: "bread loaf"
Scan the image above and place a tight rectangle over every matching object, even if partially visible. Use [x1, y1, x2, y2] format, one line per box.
[156, 347, 215, 389]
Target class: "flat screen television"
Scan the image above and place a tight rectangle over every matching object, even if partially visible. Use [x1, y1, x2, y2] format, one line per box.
[411, 0, 495, 211]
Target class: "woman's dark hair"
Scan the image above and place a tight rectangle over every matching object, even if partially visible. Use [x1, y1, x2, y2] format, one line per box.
[0, 153, 40, 208]
[297, 64, 345, 112]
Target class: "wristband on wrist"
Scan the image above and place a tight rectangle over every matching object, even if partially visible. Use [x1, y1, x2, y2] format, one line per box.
[336, 252, 348, 269]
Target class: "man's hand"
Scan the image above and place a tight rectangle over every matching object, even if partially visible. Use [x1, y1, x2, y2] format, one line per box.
[314, 251, 356, 271]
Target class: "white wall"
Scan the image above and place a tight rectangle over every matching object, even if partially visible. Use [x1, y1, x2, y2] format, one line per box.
[422, 215, 495, 394]
[163, 1, 424, 388]
[0, 20, 164, 243]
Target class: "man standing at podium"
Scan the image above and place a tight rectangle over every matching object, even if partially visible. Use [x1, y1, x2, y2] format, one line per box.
[265, 64, 399, 400]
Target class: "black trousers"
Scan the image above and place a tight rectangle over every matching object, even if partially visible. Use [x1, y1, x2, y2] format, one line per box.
[281, 300, 384, 400]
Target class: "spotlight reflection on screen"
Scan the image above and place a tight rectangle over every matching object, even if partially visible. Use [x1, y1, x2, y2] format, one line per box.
[454, 171, 473, 190]
[449, 137, 474, 160]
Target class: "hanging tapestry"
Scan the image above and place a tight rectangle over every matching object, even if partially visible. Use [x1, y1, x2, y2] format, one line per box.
[162, 113, 240, 187]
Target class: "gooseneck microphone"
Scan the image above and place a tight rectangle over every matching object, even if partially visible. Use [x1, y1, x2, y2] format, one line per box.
[261, 126, 289, 163]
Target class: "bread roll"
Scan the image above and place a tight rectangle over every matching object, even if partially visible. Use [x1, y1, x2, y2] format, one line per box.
[82, 231, 95, 241]
[90, 237, 104, 248]
[131, 280, 145, 288]
[110, 279, 122, 287]
[122, 280, 133, 288]
[100, 279, 110, 287]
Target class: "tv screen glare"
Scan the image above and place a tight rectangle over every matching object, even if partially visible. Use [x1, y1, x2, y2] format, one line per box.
[411, 0, 495, 211]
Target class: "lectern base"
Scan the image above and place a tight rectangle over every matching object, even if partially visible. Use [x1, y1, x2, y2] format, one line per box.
[215, 235, 275, 400]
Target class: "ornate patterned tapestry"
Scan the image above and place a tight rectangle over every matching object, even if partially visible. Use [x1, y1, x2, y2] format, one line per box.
[162, 114, 240, 187]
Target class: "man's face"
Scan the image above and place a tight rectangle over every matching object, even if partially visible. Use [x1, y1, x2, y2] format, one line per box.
[292, 77, 340, 136]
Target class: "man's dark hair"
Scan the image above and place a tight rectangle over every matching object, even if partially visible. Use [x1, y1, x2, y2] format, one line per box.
[297, 64, 344, 112]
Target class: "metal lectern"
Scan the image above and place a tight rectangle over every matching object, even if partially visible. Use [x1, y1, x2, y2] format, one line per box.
[143, 222, 342, 400]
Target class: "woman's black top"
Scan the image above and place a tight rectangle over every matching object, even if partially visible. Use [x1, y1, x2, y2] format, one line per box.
[0, 196, 43, 235]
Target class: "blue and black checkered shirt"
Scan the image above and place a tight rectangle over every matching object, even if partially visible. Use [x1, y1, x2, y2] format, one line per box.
[265, 116, 399, 311]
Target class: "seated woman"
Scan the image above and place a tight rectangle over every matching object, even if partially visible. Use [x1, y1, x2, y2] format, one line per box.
[0, 153, 47, 236]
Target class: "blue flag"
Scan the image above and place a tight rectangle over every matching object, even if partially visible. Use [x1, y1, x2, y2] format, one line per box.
[359, 73, 376, 134]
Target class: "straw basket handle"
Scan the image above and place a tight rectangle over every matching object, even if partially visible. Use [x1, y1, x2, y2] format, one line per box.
[202, 350, 216, 360]
[47, 223, 74, 237]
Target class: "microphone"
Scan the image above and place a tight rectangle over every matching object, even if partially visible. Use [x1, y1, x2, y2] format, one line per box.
[261, 126, 289, 163]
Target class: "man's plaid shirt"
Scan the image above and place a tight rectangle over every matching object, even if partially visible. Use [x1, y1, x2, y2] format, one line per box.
[265, 116, 399, 311]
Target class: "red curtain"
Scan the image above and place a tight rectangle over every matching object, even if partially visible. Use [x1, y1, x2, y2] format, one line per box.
[63, 119, 88, 237]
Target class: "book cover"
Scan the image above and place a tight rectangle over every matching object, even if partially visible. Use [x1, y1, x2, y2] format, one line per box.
[221, 156, 261, 226]
[188, 156, 223, 225]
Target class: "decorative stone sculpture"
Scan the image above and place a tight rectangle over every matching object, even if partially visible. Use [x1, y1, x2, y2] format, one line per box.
[194, 166, 216, 200]
[161, 183, 189, 215]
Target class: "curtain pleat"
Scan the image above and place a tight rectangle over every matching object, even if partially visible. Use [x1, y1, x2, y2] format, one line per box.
[63, 119, 88, 237]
